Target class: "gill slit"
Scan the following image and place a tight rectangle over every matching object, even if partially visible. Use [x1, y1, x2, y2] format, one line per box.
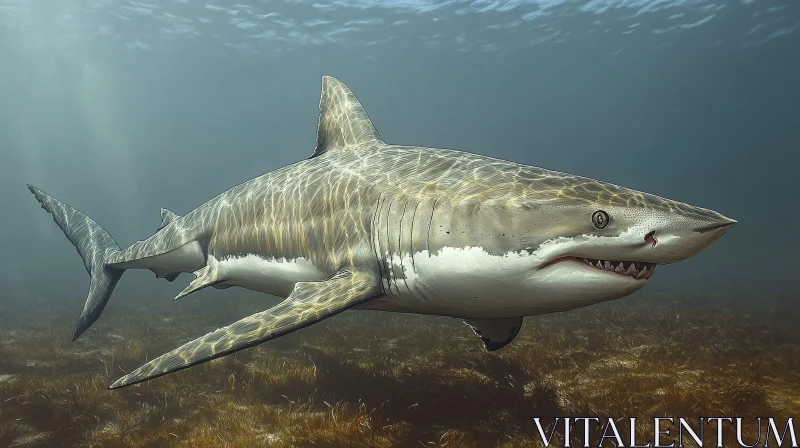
[385, 197, 397, 294]
[427, 197, 440, 257]
[370, 194, 387, 293]
[398, 198, 410, 294]
[409, 201, 421, 273]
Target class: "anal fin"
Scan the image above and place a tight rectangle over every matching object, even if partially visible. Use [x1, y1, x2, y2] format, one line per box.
[463, 317, 523, 351]
[152, 270, 181, 282]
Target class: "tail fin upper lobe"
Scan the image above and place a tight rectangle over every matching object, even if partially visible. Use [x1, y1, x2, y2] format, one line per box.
[27, 185, 125, 341]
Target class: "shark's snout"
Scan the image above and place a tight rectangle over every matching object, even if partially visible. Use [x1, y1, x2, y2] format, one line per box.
[694, 217, 737, 233]
[648, 214, 736, 265]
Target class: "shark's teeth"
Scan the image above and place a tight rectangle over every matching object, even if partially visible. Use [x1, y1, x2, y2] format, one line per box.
[581, 258, 656, 280]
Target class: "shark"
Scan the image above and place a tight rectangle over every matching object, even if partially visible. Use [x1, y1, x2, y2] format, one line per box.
[27, 76, 736, 390]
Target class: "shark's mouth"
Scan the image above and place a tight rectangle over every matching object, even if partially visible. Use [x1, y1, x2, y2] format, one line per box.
[543, 256, 656, 280]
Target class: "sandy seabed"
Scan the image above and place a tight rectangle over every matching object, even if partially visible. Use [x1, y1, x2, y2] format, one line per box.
[0, 289, 797, 447]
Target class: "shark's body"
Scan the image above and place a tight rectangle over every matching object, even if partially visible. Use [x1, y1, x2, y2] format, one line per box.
[27, 76, 736, 389]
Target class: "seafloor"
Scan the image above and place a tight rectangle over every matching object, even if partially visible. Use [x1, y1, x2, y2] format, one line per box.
[0, 287, 797, 447]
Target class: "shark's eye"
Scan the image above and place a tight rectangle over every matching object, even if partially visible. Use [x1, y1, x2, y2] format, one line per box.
[592, 210, 610, 229]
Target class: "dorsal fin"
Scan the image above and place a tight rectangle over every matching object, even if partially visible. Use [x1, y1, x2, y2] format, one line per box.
[310, 76, 384, 159]
[158, 208, 180, 231]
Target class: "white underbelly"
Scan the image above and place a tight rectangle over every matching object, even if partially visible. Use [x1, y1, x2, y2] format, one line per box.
[365, 247, 538, 318]
[211, 253, 329, 298]
[361, 246, 641, 319]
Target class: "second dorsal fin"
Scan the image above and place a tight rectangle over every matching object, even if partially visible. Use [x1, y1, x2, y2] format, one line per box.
[310, 76, 384, 159]
[158, 208, 180, 231]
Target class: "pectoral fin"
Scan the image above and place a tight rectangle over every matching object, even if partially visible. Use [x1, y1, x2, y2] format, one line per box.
[109, 269, 380, 389]
[462, 317, 523, 351]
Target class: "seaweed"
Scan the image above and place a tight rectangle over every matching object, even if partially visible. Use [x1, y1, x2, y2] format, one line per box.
[0, 291, 797, 447]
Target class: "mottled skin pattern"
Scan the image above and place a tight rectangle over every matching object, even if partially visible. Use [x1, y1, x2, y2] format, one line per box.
[27, 76, 735, 389]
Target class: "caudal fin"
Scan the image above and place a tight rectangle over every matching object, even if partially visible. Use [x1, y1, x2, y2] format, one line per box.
[27, 185, 126, 341]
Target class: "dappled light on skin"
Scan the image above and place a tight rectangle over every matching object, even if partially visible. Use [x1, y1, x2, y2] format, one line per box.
[27, 76, 735, 389]
[28, 76, 736, 389]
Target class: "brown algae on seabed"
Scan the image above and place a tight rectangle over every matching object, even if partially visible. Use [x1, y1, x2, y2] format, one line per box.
[0, 292, 798, 447]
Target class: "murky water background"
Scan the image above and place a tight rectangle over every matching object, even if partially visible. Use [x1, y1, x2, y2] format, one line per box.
[1, 0, 798, 446]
